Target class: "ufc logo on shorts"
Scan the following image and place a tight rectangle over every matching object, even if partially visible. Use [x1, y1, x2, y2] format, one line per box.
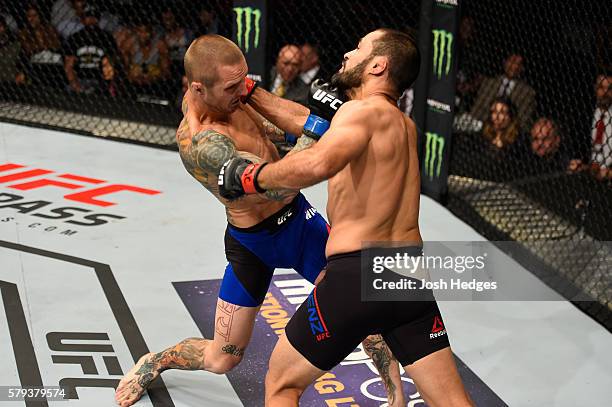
[306, 287, 330, 341]
[277, 209, 293, 225]
[312, 89, 344, 110]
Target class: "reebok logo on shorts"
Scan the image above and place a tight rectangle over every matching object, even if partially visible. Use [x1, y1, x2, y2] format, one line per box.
[306, 287, 331, 341]
[430, 315, 447, 339]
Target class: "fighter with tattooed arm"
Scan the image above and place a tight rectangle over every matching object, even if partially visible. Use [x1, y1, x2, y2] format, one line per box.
[114, 34, 405, 407]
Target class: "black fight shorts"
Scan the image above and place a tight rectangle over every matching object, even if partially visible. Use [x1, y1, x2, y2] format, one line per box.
[285, 248, 451, 371]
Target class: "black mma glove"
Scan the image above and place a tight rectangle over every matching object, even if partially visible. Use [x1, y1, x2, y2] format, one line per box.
[302, 79, 345, 140]
[218, 158, 267, 200]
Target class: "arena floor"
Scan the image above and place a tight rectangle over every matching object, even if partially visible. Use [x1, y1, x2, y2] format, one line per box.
[0, 122, 610, 406]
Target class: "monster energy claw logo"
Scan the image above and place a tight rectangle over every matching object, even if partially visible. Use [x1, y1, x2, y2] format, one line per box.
[234, 7, 261, 53]
[432, 29, 453, 79]
[424, 132, 445, 179]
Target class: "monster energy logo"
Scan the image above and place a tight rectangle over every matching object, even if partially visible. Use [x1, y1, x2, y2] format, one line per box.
[234, 7, 261, 53]
[424, 132, 445, 179]
[432, 29, 453, 79]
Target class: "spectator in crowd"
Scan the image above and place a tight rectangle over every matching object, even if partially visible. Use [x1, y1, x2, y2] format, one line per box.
[115, 27, 136, 70]
[471, 53, 536, 133]
[299, 42, 320, 85]
[455, 15, 483, 113]
[161, 7, 192, 78]
[52, 0, 121, 39]
[482, 97, 520, 150]
[17, 5, 63, 87]
[0, 6, 18, 33]
[125, 20, 170, 97]
[53, 0, 87, 39]
[0, 15, 20, 83]
[100, 55, 121, 97]
[568, 74, 612, 180]
[64, 5, 119, 94]
[517, 117, 569, 175]
[530, 118, 561, 158]
[269, 44, 308, 106]
[192, 6, 218, 37]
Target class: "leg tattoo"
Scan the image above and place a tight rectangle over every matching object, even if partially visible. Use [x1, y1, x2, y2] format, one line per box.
[221, 344, 245, 357]
[154, 337, 209, 371]
[363, 335, 404, 406]
[114, 338, 210, 407]
[216, 300, 241, 342]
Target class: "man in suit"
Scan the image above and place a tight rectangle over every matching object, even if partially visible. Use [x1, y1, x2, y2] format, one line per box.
[470, 53, 536, 133]
[269, 44, 309, 106]
[568, 74, 612, 180]
[299, 42, 321, 85]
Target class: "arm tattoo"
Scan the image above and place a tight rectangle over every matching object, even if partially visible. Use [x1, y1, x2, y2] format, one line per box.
[285, 134, 316, 156]
[180, 128, 297, 202]
[178, 128, 239, 196]
[363, 335, 398, 405]
[239, 151, 298, 202]
[263, 188, 298, 202]
[265, 135, 316, 200]
[262, 119, 286, 142]
[193, 130, 238, 173]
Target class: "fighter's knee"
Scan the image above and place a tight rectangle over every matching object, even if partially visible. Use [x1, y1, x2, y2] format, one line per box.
[206, 353, 243, 374]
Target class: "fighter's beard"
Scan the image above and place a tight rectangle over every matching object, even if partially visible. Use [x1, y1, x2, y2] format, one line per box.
[330, 57, 372, 98]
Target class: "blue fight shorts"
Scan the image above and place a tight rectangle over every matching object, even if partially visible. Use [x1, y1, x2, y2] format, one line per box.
[219, 193, 330, 307]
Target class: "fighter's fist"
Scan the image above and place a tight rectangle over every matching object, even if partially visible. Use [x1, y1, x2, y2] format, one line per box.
[218, 157, 267, 200]
[240, 77, 258, 103]
[303, 79, 345, 140]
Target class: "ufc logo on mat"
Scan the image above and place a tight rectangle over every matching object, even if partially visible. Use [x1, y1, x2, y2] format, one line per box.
[312, 89, 344, 111]
[0, 163, 161, 207]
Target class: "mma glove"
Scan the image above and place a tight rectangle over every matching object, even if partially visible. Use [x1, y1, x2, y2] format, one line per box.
[302, 79, 345, 140]
[218, 158, 267, 200]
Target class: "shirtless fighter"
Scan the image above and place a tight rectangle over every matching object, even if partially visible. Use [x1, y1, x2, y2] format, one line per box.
[219, 29, 474, 406]
[114, 34, 405, 407]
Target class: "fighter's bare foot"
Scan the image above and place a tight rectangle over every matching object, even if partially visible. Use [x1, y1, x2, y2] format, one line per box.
[115, 353, 159, 406]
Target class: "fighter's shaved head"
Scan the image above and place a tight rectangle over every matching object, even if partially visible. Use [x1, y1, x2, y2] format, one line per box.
[184, 34, 245, 87]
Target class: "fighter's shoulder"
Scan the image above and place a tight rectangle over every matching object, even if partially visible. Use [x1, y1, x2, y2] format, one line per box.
[335, 99, 379, 123]
[403, 114, 417, 135]
[191, 125, 234, 146]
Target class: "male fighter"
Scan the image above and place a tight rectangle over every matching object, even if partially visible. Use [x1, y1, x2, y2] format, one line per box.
[115, 34, 405, 407]
[220, 29, 473, 406]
